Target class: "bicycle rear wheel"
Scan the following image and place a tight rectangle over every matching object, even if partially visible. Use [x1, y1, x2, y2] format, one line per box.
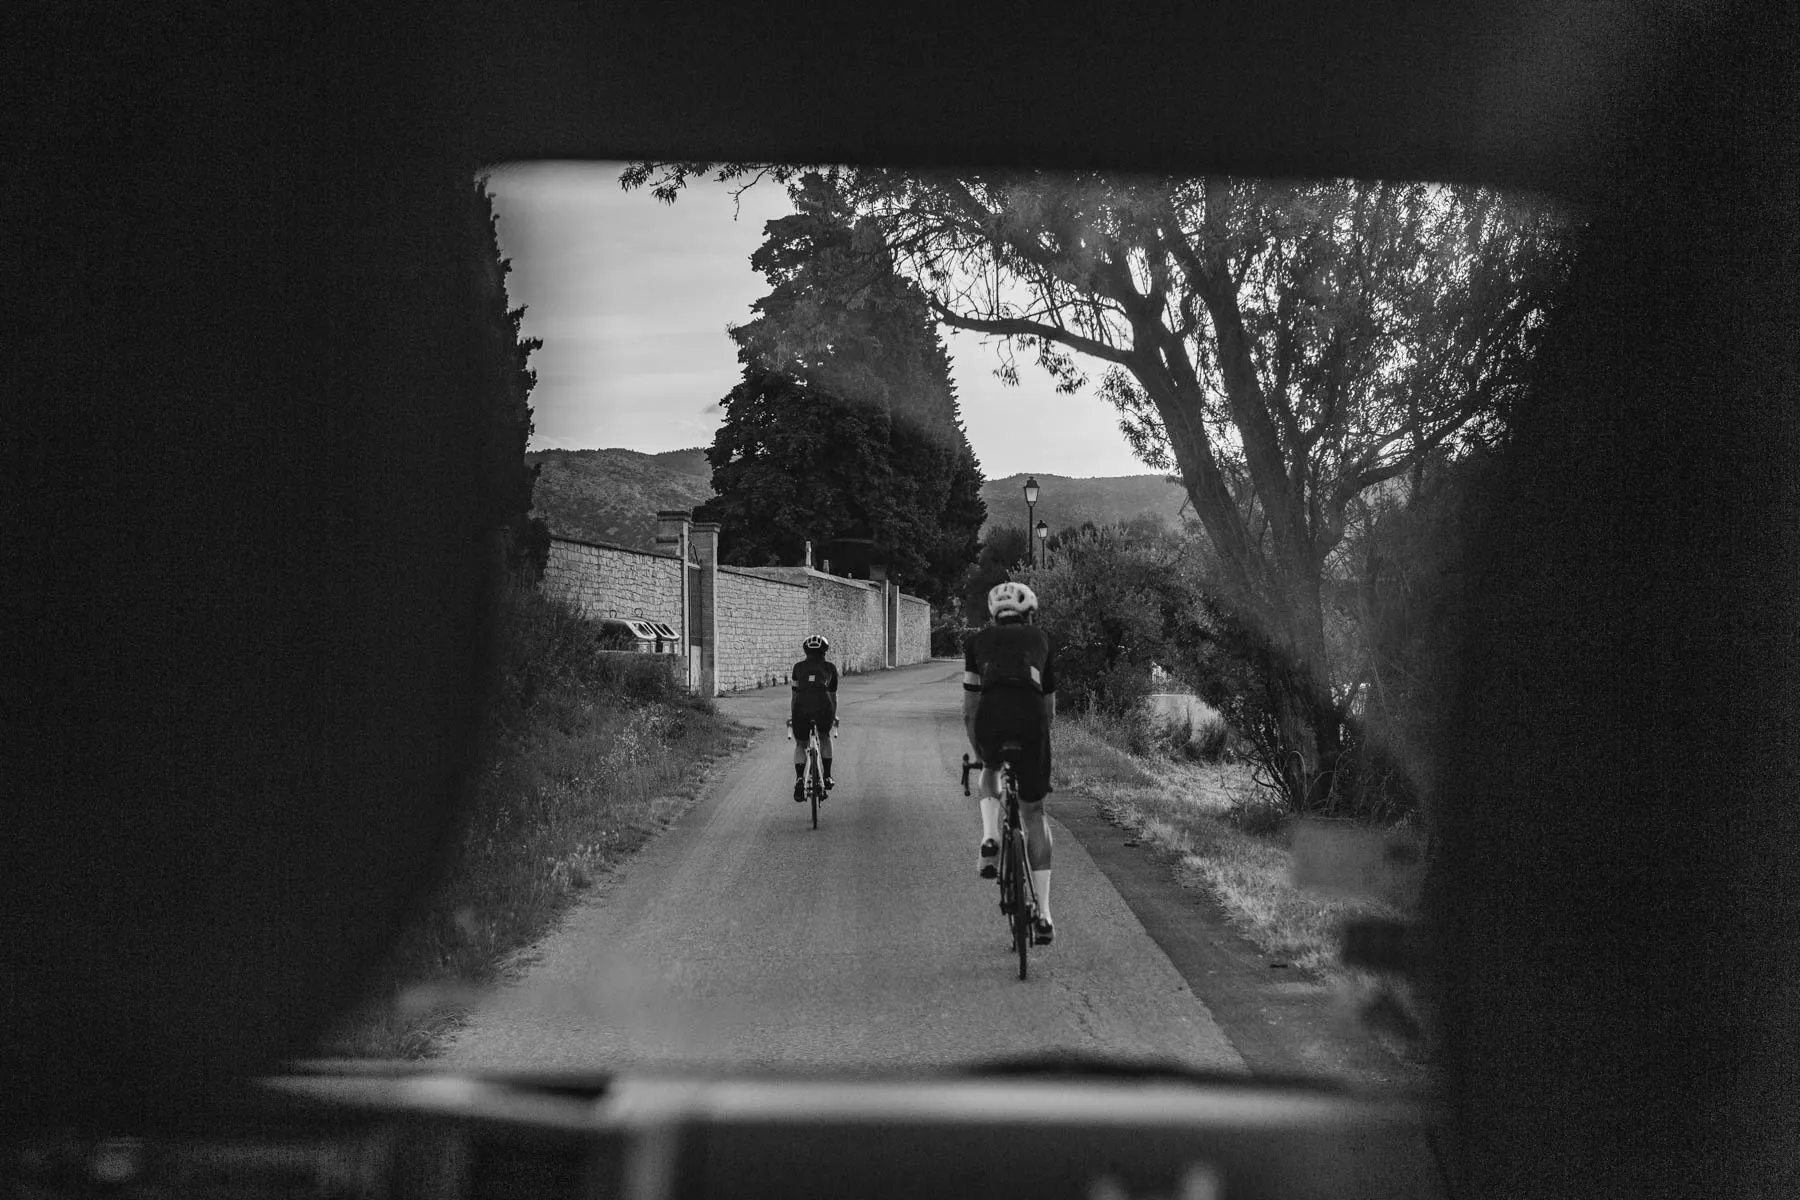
[1009, 832, 1030, 980]
[808, 745, 821, 829]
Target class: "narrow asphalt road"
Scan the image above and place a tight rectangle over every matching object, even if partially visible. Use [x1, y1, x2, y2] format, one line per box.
[444, 660, 1247, 1076]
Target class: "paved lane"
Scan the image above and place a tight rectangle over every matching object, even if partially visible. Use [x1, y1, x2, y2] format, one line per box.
[444, 661, 1246, 1074]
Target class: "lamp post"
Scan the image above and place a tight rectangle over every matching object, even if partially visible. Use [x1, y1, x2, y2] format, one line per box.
[1023, 476, 1039, 567]
[1035, 520, 1049, 568]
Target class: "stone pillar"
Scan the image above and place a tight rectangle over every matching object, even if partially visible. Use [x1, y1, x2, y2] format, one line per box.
[690, 521, 721, 697]
[654, 509, 693, 671]
[885, 580, 899, 668]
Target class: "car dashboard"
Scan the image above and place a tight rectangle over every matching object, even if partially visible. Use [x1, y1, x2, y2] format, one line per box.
[5, 1064, 1445, 1200]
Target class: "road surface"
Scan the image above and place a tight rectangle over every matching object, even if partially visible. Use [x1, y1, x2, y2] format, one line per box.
[444, 660, 1247, 1075]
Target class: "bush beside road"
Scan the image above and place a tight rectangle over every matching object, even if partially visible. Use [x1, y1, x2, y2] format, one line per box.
[318, 584, 744, 1058]
[1054, 709, 1430, 1065]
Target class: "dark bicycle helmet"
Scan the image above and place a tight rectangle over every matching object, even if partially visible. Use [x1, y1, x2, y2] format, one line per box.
[802, 634, 829, 654]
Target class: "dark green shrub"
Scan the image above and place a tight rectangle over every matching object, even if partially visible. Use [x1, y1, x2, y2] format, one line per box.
[594, 652, 681, 706]
[930, 618, 972, 658]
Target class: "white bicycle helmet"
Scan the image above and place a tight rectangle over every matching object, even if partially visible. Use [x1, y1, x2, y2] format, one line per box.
[987, 581, 1038, 620]
[802, 634, 830, 653]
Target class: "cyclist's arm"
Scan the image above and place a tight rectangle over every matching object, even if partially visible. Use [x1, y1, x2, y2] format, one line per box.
[962, 669, 981, 754]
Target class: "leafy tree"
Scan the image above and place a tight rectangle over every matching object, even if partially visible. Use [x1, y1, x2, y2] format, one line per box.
[1327, 447, 1497, 819]
[703, 173, 985, 606]
[1015, 522, 1212, 714]
[468, 175, 547, 578]
[962, 524, 1029, 623]
[706, 365, 900, 568]
[624, 164, 1569, 811]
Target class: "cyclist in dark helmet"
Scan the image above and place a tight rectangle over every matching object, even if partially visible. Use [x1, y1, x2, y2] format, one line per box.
[790, 634, 839, 802]
[963, 581, 1058, 944]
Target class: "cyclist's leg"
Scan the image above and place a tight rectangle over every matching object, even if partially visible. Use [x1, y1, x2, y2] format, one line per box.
[975, 767, 1002, 874]
[1019, 730, 1055, 934]
[1020, 796, 1053, 888]
[971, 699, 1012, 850]
[792, 715, 810, 800]
[816, 724, 834, 786]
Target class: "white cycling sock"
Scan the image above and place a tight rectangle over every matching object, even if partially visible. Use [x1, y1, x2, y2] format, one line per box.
[1032, 870, 1052, 922]
[979, 796, 1001, 844]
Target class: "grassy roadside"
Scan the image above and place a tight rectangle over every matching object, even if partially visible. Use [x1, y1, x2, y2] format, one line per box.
[1053, 711, 1429, 1061]
[317, 584, 748, 1059]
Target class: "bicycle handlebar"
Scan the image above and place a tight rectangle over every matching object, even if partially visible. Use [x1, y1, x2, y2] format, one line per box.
[961, 753, 982, 796]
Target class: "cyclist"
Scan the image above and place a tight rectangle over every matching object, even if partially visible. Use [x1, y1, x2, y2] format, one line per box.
[963, 581, 1057, 944]
[790, 634, 838, 802]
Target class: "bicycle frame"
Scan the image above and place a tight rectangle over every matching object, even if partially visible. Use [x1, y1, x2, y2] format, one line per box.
[962, 750, 1040, 979]
[789, 716, 837, 830]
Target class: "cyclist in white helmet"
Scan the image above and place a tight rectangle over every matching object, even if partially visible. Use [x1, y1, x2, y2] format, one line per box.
[791, 634, 839, 801]
[963, 581, 1058, 944]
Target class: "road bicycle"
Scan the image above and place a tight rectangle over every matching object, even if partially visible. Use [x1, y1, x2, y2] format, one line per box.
[786, 716, 839, 829]
[962, 743, 1041, 980]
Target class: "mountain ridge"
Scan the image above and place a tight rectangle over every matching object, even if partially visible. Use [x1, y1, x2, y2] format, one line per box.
[526, 447, 1190, 553]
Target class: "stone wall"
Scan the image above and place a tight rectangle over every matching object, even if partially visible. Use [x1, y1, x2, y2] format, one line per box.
[808, 573, 888, 674]
[541, 537, 683, 630]
[898, 593, 930, 665]
[714, 567, 810, 692]
[544, 518, 935, 695]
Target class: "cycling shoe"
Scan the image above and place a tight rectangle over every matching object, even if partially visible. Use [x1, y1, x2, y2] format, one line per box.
[1032, 916, 1055, 945]
[978, 839, 999, 878]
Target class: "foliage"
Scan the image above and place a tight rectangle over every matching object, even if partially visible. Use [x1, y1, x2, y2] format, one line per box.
[962, 523, 1029, 623]
[623, 163, 1571, 817]
[468, 175, 548, 578]
[929, 610, 972, 658]
[1326, 447, 1497, 819]
[706, 173, 985, 606]
[1014, 522, 1206, 716]
[325, 583, 731, 1058]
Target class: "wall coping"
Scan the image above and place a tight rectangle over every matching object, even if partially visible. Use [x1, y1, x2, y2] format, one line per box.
[737, 564, 933, 605]
[548, 532, 691, 565]
[717, 564, 809, 589]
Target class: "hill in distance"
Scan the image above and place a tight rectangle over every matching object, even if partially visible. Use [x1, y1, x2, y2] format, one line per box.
[526, 449, 1190, 554]
[527, 447, 714, 551]
[979, 471, 1189, 538]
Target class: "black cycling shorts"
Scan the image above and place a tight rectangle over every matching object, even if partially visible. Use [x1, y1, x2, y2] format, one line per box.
[791, 699, 834, 745]
[973, 690, 1051, 802]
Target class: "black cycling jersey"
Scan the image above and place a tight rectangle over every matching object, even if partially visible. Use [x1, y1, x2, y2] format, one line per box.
[964, 621, 1055, 801]
[963, 623, 1056, 696]
[792, 657, 839, 697]
[792, 656, 838, 744]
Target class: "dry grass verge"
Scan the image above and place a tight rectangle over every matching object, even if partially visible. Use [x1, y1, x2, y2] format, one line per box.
[316, 586, 748, 1059]
[1055, 711, 1430, 1061]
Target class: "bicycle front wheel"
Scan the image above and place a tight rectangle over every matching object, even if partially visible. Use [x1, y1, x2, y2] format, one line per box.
[808, 750, 821, 829]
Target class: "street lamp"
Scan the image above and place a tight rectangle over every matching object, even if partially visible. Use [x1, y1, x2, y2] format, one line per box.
[1034, 520, 1049, 567]
[1023, 476, 1039, 567]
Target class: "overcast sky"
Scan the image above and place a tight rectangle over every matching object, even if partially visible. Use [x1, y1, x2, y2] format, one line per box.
[481, 162, 1150, 479]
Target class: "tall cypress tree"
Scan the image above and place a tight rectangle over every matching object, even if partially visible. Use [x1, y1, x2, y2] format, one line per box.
[707, 173, 984, 605]
[467, 176, 547, 578]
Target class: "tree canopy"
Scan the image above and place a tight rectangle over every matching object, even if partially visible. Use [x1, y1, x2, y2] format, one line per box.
[627, 163, 1570, 809]
[702, 173, 986, 606]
